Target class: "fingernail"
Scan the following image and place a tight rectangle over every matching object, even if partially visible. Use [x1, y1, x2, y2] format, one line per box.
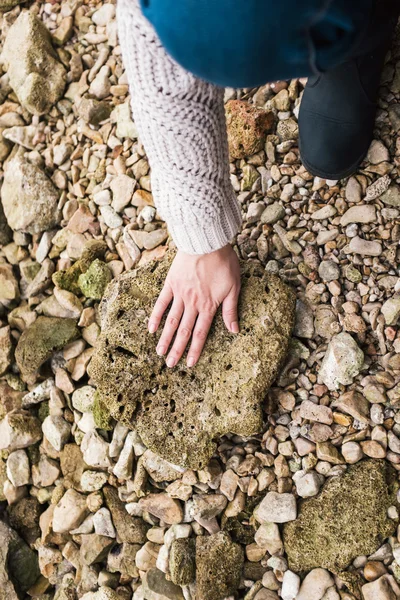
[231, 321, 239, 334]
[166, 356, 176, 368]
[148, 322, 157, 333]
[187, 356, 195, 368]
[157, 346, 166, 356]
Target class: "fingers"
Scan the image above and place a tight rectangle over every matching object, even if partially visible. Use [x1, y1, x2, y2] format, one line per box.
[186, 311, 215, 368]
[156, 297, 184, 357]
[148, 284, 173, 333]
[165, 307, 198, 368]
[222, 287, 240, 334]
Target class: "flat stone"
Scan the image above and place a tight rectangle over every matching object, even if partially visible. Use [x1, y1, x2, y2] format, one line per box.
[6, 449, 30, 487]
[367, 140, 390, 164]
[0, 521, 40, 600]
[15, 316, 79, 382]
[139, 493, 183, 525]
[319, 332, 364, 391]
[348, 236, 382, 257]
[331, 390, 370, 424]
[53, 489, 89, 533]
[42, 415, 71, 451]
[142, 568, 184, 600]
[80, 533, 115, 566]
[381, 295, 400, 325]
[362, 575, 398, 600]
[380, 185, 400, 207]
[0, 411, 42, 451]
[283, 460, 399, 574]
[1, 11, 66, 115]
[196, 532, 243, 600]
[340, 205, 376, 226]
[254, 492, 297, 524]
[261, 202, 286, 225]
[316, 442, 344, 464]
[297, 568, 334, 600]
[299, 400, 333, 425]
[89, 254, 295, 469]
[311, 205, 337, 220]
[110, 174, 135, 212]
[1, 153, 61, 234]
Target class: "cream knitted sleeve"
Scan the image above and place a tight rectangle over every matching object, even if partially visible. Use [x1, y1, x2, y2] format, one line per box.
[116, 0, 242, 255]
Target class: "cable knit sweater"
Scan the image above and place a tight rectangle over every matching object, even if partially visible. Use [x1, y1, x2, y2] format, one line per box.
[116, 0, 242, 255]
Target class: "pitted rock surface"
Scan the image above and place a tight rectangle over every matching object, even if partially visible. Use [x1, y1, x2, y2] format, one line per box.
[284, 459, 399, 575]
[89, 255, 295, 469]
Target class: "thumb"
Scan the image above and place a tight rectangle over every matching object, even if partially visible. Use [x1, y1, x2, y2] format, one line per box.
[222, 288, 240, 334]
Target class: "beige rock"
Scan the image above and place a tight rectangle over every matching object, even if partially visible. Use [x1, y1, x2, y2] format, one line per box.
[53, 489, 89, 533]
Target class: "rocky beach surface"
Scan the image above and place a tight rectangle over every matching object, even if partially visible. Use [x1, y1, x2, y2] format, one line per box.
[0, 2, 400, 600]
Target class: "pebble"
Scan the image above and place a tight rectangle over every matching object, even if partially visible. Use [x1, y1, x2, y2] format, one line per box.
[348, 236, 382, 256]
[341, 442, 364, 464]
[293, 470, 321, 498]
[53, 489, 89, 533]
[362, 575, 398, 600]
[93, 508, 116, 538]
[42, 415, 71, 451]
[281, 570, 301, 600]
[340, 205, 376, 226]
[297, 568, 334, 600]
[6, 449, 30, 487]
[81, 431, 112, 470]
[319, 332, 364, 390]
[254, 492, 297, 523]
[381, 295, 400, 325]
[261, 202, 285, 224]
[100, 205, 123, 229]
[299, 400, 333, 425]
[311, 205, 337, 220]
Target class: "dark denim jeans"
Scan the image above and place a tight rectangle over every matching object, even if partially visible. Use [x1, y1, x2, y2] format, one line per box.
[140, 0, 374, 87]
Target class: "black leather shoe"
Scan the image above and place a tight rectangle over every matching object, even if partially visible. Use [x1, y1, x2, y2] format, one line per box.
[299, 4, 399, 180]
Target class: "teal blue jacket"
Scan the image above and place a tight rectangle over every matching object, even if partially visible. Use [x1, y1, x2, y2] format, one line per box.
[140, 0, 373, 87]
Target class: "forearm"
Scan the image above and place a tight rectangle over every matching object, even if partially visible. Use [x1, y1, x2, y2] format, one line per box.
[116, 0, 242, 254]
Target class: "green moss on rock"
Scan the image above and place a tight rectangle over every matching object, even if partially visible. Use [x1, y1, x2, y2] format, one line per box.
[169, 538, 195, 586]
[283, 459, 399, 574]
[196, 532, 243, 600]
[92, 391, 114, 431]
[89, 253, 295, 469]
[52, 240, 108, 295]
[15, 316, 79, 382]
[78, 259, 111, 300]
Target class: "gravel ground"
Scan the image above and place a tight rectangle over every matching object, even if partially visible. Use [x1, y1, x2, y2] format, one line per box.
[1, 2, 400, 600]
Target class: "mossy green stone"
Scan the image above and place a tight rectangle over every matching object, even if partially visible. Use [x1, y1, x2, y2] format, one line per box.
[92, 391, 114, 431]
[283, 459, 399, 575]
[196, 532, 243, 600]
[78, 259, 111, 300]
[53, 239, 108, 294]
[15, 316, 79, 381]
[169, 538, 195, 586]
[89, 253, 295, 469]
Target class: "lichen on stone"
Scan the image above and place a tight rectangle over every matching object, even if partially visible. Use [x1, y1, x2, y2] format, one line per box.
[89, 253, 295, 469]
[15, 316, 79, 382]
[225, 99, 274, 159]
[195, 532, 243, 600]
[283, 459, 399, 575]
[52, 240, 108, 295]
[78, 258, 112, 300]
[169, 538, 195, 586]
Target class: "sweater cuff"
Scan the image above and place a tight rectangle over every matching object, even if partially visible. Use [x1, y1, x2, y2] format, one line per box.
[166, 191, 242, 255]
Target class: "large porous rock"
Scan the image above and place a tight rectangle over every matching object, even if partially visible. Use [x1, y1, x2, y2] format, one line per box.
[1, 11, 66, 115]
[89, 255, 295, 469]
[15, 316, 79, 382]
[0, 0, 26, 11]
[226, 100, 274, 159]
[0, 521, 40, 600]
[284, 460, 399, 575]
[196, 532, 243, 600]
[1, 153, 61, 234]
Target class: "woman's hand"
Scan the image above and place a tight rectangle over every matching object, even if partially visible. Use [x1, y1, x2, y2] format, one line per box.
[148, 244, 241, 367]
